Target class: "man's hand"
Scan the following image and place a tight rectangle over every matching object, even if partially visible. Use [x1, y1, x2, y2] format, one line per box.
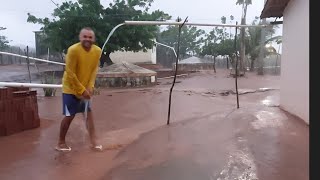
[86, 87, 93, 96]
[82, 90, 91, 99]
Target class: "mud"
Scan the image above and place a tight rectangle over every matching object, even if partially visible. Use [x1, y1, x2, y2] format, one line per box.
[0, 64, 63, 82]
[0, 68, 308, 180]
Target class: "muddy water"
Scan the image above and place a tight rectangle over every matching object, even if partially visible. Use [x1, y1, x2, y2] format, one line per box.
[0, 70, 308, 180]
[102, 97, 308, 180]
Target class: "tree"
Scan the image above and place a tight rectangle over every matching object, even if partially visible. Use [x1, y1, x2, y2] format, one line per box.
[0, 27, 9, 65]
[229, 15, 235, 38]
[219, 38, 236, 69]
[246, 17, 278, 71]
[202, 20, 237, 66]
[201, 43, 220, 73]
[201, 27, 227, 72]
[27, 0, 171, 62]
[220, 16, 230, 68]
[265, 35, 282, 44]
[236, 0, 252, 72]
[0, 27, 9, 51]
[221, 16, 226, 24]
[158, 25, 205, 59]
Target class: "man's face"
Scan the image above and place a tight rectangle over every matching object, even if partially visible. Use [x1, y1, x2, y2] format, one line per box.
[79, 29, 95, 49]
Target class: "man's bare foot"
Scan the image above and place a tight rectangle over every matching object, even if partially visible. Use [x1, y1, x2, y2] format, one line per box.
[91, 144, 103, 151]
[55, 143, 71, 152]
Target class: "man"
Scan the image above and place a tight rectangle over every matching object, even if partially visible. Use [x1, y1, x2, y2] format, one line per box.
[99, 51, 113, 68]
[56, 27, 102, 152]
[99, 51, 107, 68]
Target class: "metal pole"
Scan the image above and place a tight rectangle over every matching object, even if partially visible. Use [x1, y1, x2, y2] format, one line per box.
[275, 45, 281, 74]
[101, 23, 125, 56]
[0, 51, 65, 66]
[234, 22, 240, 109]
[153, 41, 178, 58]
[47, 47, 50, 65]
[18, 48, 22, 64]
[125, 21, 270, 28]
[258, 0, 267, 75]
[47, 47, 50, 60]
[26, 46, 32, 83]
[99, 20, 277, 63]
[167, 17, 188, 125]
[0, 82, 62, 88]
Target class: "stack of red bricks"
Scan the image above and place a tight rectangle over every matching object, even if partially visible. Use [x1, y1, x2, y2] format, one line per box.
[0, 87, 40, 136]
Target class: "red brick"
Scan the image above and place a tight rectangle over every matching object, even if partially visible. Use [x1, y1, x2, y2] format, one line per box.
[0, 88, 6, 100]
[12, 98, 23, 111]
[24, 97, 33, 109]
[0, 87, 12, 100]
[0, 112, 4, 122]
[4, 100, 13, 112]
[0, 88, 40, 135]
[23, 110, 35, 130]
[5, 87, 14, 99]
[17, 111, 23, 121]
[0, 115, 6, 136]
[8, 87, 29, 92]
[0, 101, 5, 112]
[4, 112, 21, 136]
[13, 91, 29, 98]
[32, 114, 40, 128]
[0, 112, 3, 119]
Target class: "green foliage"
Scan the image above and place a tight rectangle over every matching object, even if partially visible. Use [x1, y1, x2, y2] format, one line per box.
[201, 15, 280, 64]
[27, 0, 171, 53]
[157, 25, 205, 58]
[0, 27, 9, 50]
[236, 0, 252, 6]
[201, 20, 238, 58]
[221, 16, 226, 24]
[245, 17, 279, 60]
[42, 72, 57, 97]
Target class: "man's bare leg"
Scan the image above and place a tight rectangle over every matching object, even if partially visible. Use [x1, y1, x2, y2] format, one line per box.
[86, 111, 102, 150]
[57, 115, 75, 149]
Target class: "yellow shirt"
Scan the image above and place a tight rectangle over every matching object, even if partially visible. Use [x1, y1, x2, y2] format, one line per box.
[62, 42, 102, 97]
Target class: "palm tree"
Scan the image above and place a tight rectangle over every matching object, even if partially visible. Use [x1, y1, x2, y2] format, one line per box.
[265, 35, 282, 44]
[245, 18, 281, 71]
[229, 15, 234, 38]
[236, 0, 252, 72]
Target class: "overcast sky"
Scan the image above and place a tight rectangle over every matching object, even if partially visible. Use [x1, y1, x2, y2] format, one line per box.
[0, 0, 282, 48]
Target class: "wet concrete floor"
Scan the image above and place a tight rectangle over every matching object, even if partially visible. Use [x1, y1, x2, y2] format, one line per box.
[0, 69, 308, 180]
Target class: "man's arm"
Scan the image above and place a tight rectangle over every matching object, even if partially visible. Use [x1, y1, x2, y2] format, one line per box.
[88, 65, 98, 89]
[87, 59, 99, 93]
[87, 48, 102, 93]
[64, 47, 86, 95]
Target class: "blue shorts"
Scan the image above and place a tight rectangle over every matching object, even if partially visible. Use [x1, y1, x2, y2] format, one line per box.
[62, 93, 91, 117]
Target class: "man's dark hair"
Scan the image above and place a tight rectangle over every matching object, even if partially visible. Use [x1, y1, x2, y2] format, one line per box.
[80, 27, 94, 32]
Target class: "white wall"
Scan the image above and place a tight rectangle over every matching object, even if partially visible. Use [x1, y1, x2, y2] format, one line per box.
[151, 45, 157, 64]
[280, 0, 309, 123]
[110, 47, 156, 64]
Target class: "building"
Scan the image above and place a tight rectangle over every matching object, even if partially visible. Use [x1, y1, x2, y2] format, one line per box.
[174, 56, 215, 71]
[260, 0, 309, 124]
[110, 45, 157, 64]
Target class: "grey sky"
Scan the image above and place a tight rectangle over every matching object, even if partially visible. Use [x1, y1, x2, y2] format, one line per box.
[0, 0, 281, 48]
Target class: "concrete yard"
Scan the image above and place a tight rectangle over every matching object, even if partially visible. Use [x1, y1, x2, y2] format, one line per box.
[0, 66, 308, 180]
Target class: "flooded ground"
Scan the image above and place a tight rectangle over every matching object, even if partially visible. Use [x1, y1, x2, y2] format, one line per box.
[0, 66, 308, 180]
